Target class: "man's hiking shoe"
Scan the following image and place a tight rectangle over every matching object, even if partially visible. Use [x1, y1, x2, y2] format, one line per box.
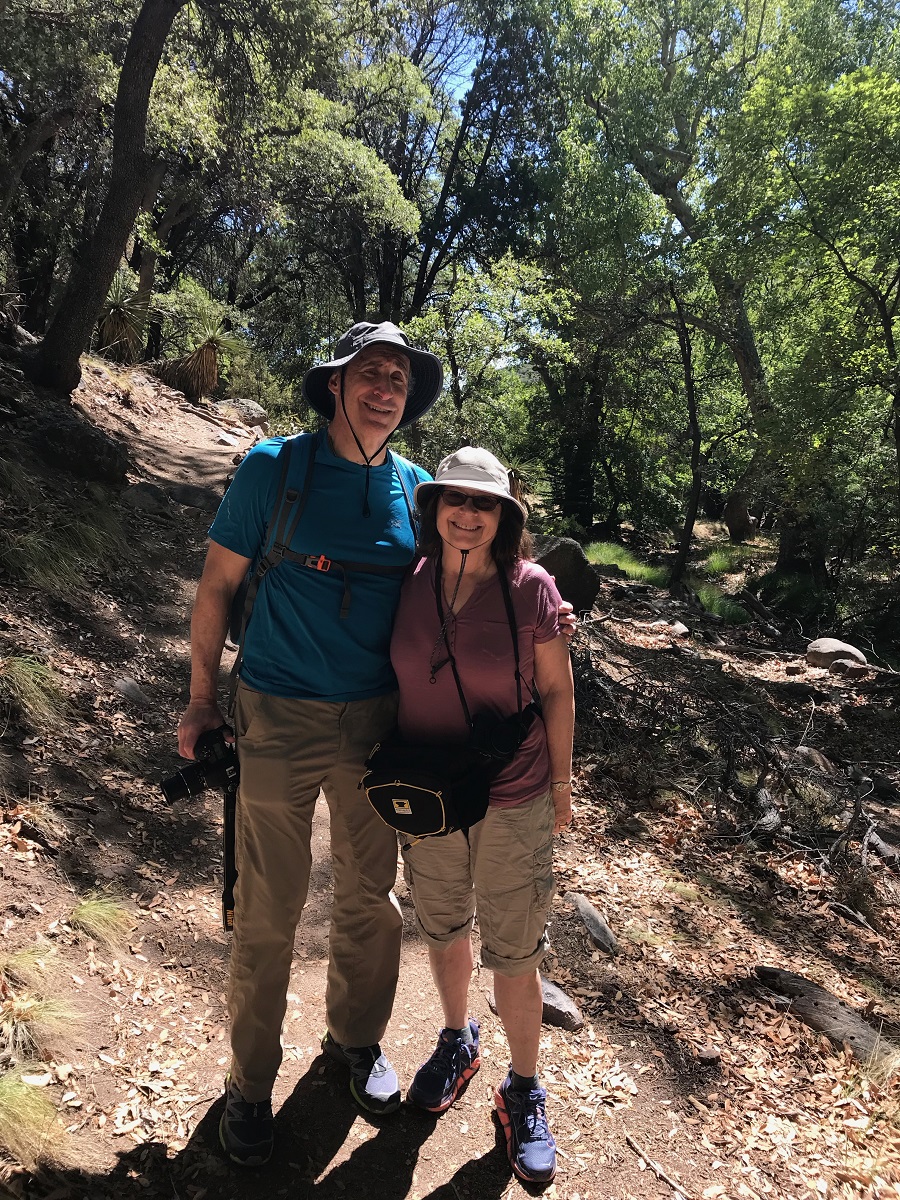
[407, 1020, 481, 1113]
[219, 1075, 274, 1167]
[321, 1032, 401, 1114]
[494, 1070, 557, 1184]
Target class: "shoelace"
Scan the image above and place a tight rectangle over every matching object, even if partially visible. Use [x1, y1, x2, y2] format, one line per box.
[509, 1087, 550, 1141]
[430, 1030, 467, 1070]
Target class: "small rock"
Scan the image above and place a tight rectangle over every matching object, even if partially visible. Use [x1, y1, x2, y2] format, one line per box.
[696, 1044, 721, 1064]
[592, 562, 627, 578]
[565, 892, 619, 955]
[785, 663, 805, 675]
[114, 676, 152, 708]
[670, 620, 691, 637]
[806, 637, 867, 668]
[216, 431, 240, 447]
[540, 977, 584, 1031]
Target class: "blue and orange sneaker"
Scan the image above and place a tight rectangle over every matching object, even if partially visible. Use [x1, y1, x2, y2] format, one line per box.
[407, 1019, 481, 1113]
[494, 1069, 557, 1183]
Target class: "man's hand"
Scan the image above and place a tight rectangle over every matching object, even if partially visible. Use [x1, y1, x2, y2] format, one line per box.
[178, 699, 228, 760]
[552, 782, 573, 833]
[558, 599, 577, 643]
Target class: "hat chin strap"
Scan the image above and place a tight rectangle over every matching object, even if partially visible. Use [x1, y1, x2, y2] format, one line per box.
[339, 365, 394, 518]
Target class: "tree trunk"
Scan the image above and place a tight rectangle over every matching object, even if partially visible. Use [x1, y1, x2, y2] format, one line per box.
[0, 108, 74, 223]
[28, 0, 187, 393]
[669, 287, 703, 588]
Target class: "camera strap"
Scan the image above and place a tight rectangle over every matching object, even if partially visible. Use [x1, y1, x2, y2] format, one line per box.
[432, 555, 537, 731]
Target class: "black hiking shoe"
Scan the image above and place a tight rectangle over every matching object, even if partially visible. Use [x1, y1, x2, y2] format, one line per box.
[218, 1074, 274, 1167]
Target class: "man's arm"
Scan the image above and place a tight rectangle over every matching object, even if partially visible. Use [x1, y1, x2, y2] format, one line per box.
[533, 634, 575, 833]
[177, 540, 253, 760]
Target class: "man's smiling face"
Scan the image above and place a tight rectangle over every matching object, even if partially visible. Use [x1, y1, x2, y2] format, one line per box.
[328, 346, 411, 451]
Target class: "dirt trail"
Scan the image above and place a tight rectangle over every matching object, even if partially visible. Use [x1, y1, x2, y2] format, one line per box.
[3, 363, 898, 1200]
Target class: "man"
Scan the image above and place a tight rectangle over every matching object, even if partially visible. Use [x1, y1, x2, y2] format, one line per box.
[178, 322, 442, 1166]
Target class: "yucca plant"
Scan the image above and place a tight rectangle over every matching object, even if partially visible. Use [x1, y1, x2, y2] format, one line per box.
[96, 270, 145, 364]
[153, 313, 244, 402]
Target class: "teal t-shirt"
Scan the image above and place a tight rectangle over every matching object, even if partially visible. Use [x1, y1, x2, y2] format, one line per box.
[209, 432, 430, 701]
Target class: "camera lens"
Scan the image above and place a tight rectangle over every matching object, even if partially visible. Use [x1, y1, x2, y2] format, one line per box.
[161, 763, 206, 803]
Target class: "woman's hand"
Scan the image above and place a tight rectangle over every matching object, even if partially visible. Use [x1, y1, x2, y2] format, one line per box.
[557, 599, 577, 642]
[552, 782, 573, 833]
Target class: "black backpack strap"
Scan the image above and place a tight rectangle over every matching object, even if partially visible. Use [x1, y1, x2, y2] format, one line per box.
[227, 434, 316, 715]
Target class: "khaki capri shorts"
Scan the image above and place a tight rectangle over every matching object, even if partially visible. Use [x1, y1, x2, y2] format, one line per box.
[401, 788, 555, 977]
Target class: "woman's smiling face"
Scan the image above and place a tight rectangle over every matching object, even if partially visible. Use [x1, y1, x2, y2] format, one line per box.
[436, 487, 503, 554]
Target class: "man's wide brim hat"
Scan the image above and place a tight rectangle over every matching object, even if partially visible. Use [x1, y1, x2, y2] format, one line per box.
[414, 446, 528, 519]
[301, 321, 444, 428]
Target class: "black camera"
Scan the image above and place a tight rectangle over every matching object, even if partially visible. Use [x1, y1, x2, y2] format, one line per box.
[470, 710, 531, 763]
[161, 727, 238, 803]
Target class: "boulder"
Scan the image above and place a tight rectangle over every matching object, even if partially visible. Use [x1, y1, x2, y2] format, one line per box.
[29, 418, 130, 485]
[213, 398, 269, 429]
[540, 537, 602, 614]
[535, 538, 601, 614]
[121, 481, 171, 517]
[540, 977, 584, 1031]
[828, 658, 869, 679]
[114, 676, 152, 708]
[168, 483, 223, 511]
[806, 637, 867, 669]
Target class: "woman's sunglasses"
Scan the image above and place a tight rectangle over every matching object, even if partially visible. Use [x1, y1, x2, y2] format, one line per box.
[439, 489, 502, 512]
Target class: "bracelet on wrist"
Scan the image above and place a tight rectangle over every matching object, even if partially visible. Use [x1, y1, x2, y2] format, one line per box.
[189, 696, 218, 705]
[551, 780, 572, 791]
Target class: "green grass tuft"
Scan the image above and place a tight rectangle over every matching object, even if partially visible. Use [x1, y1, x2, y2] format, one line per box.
[69, 894, 133, 950]
[0, 948, 54, 991]
[0, 994, 79, 1062]
[692, 582, 752, 624]
[0, 1064, 69, 1169]
[585, 542, 669, 587]
[0, 656, 66, 725]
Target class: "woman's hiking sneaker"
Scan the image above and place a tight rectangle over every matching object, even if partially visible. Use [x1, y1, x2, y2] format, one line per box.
[494, 1070, 557, 1184]
[321, 1032, 401, 1114]
[219, 1075, 274, 1167]
[408, 1019, 481, 1113]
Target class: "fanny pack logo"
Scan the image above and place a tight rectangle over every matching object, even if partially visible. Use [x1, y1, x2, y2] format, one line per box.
[392, 797, 412, 815]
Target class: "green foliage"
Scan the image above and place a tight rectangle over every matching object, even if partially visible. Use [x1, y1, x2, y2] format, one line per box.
[692, 583, 751, 624]
[584, 542, 668, 587]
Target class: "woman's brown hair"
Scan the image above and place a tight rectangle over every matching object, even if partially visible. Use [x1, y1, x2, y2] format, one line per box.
[416, 474, 534, 569]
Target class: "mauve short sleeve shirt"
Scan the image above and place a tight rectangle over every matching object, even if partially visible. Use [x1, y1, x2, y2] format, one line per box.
[391, 557, 562, 807]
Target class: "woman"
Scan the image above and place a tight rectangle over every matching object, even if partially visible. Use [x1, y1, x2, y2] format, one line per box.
[390, 446, 575, 1185]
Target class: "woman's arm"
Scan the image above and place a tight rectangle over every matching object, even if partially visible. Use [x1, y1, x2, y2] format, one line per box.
[533, 634, 575, 833]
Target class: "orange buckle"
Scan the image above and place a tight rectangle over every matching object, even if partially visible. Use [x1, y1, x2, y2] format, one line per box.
[309, 554, 331, 572]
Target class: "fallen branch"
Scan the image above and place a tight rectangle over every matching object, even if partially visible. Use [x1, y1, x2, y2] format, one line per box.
[755, 967, 897, 1065]
[624, 1132, 693, 1199]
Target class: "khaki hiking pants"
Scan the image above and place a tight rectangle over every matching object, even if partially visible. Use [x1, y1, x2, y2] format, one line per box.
[229, 683, 401, 1102]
